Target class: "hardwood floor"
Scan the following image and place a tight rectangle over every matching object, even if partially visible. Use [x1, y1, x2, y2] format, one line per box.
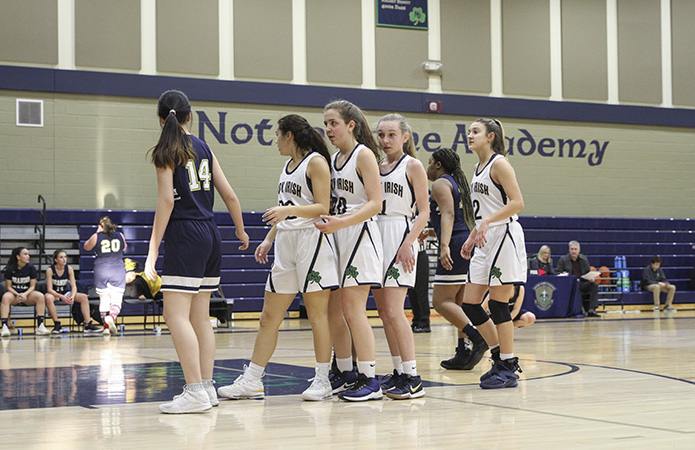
[1, 308, 693, 449]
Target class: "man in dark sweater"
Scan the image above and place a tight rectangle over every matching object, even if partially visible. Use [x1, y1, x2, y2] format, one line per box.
[642, 255, 676, 312]
[557, 240, 599, 317]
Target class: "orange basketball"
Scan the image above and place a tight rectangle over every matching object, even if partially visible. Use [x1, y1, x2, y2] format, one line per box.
[598, 266, 611, 285]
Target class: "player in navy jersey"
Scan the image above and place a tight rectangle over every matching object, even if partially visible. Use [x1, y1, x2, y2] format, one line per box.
[145, 90, 249, 414]
[83, 216, 127, 336]
[45, 249, 100, 333]
[427, 148, 488, 371]
[1, 247, 50, 337]
[460, 118, 527, 389]
[371, 113, 429, 399]
[217, 114, 338, 402]
[315, 100, 384, 401]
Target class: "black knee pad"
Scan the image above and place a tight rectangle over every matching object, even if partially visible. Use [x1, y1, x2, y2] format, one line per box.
[462, 303, 489, 326]
[489, 300, 512, 325]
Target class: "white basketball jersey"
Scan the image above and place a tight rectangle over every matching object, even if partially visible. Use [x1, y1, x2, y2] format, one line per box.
[470, 153, 518, 227]
[379, 154, 414, 218]
[277, 152, 322, 230]
[331, 144, 371, 217]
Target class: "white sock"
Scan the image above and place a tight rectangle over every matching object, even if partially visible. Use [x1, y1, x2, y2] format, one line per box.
[500, 353, 514, 360]
[336, 357, 353, 373]
[402, 360, 417, 376]
[187, 382, 204, 392]
[357, 360, 376, 378]
[245, 362, 265, 380]
[202, 379, 214, 387]
[316, 362, 330, 379]
[391, 356, 403, 374]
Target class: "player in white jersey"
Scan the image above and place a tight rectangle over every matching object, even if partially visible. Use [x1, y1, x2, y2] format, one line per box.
[371, 114, 429, 399]
[218, 114, 338, 402]
[460, 118, 527, 389]
[315, 100, 384, 402]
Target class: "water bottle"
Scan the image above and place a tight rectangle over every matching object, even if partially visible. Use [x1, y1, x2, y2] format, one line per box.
[614, 256, 621, 270]
[622, 270, 630, 292]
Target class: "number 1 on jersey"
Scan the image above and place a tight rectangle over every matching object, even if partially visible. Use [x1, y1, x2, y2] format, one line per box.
[185, 159, 211, 191]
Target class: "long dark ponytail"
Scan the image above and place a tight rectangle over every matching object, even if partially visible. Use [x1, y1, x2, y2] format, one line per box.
[432, 148, 475, 230]
[324, 99, 381, 160]
[150, 90, 196, 169]
[277, 114, 331, 164]
[6, 247, 27, 272]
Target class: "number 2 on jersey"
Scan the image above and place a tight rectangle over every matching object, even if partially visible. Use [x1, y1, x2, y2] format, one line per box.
[185, 159, 211, 191]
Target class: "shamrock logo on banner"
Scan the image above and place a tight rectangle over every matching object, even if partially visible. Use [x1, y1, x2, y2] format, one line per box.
[409, 7, 426, 26]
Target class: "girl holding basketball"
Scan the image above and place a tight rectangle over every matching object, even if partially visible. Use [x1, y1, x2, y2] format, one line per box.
[371, 113, 428, 399]
[460, 118, 527, 389]
[217, 114, 338, 402]
[145, 90, 249, 413]
[315, 99, 384, 402]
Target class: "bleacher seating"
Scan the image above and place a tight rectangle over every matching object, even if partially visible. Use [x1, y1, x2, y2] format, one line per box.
[1, 209, 693, 313]
[522, 216, 694, 306]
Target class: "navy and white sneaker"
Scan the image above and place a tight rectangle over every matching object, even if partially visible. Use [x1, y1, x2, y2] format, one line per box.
[377, 370, 403, 393]
[330, 368, 358, 395]
[480, 357, 522, 389]
[338, 374, 383, 401]
[385, 374, 425, 400]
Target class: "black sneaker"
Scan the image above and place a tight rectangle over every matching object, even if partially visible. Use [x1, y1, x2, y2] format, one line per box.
[440, 345, 472, 370]
[377, 370, 403, 393]
[51, 323, 63, 334]
[83, 322, 102, 333]
[385, 374, 425, 400]
[461, 335, 489, 370]
[411, 325, 431, 333]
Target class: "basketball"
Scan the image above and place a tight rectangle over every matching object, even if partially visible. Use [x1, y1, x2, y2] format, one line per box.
[598, 266, 611, 285]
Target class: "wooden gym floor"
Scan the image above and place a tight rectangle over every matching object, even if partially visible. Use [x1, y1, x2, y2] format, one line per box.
[0, 308, 693, 449]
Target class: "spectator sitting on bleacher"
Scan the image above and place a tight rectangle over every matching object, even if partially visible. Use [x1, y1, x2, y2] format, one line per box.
[1, 247, 51, 337]
[642, 255, 677, 312]
[45, 249, 102, 333]
[528, 245, 556, 275]
[557, 240, 600, 317]
[124, 258, 162, 301]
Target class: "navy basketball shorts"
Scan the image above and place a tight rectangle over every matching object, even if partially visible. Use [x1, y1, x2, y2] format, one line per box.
[94, 262, 126, 295]
[162, 219, 221, 294]
[434, 231, 470, 285]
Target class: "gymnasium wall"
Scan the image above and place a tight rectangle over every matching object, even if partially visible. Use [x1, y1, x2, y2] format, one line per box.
[1, 86, 694, 218]
[0, 0, 694, 219]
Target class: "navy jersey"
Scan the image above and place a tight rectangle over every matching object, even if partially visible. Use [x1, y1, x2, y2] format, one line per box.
[4, 263, 38, 293]
[429, 174, 468, 239]
[49, 265, 71, 294]
[94, 231, 126, 268]
[170, 134, 215, 220]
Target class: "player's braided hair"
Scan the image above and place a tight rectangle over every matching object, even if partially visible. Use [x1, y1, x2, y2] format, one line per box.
[324, 100, 381, 160]
[376, 113, 416, 157]
[432, 148, 475, 230]
[150, 90, 196, 169]
[474, 118, 507, 156]
[277, 114, 331, 164]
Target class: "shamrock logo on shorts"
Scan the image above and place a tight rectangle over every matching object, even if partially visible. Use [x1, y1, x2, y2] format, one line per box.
[307, 270, 322, 285]
[386, 267, 400, 280]
[346, 265, 359, 280]
[491, 266, 502, 281]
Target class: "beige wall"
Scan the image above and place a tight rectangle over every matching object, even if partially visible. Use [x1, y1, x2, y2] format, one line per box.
[2, 91, 694, 219]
